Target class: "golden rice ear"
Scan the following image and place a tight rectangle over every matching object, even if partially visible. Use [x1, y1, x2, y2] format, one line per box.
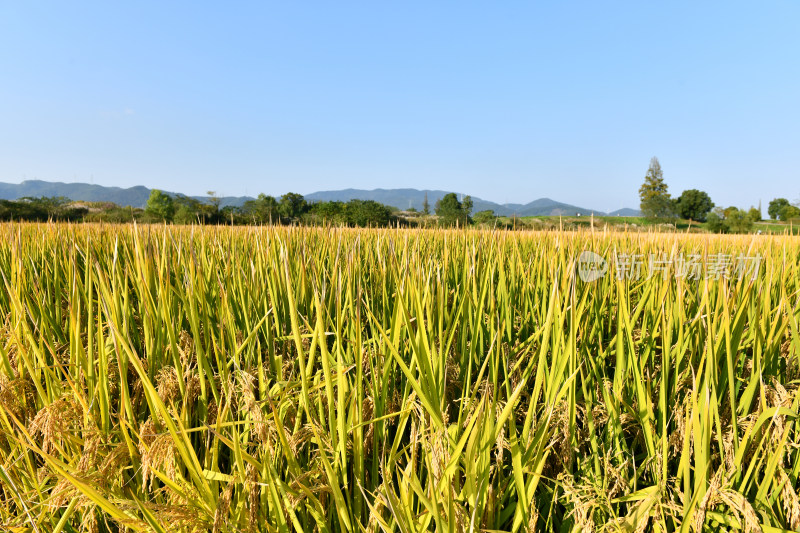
[28, 396, 81, 455]
[212, 482, 235, 533]
[96, 443, 129, 491]
[155, 366, 180, 405]
[137, 418, 177, 492]
[184, 369, 201, 406]
[0, 376, 36, 423]
[245, 462, 259, 533]
[779, 468, 800, 531]
[77, 427, 102, 473]
[79, 505, 100, 533]
[234, 369, 270, 446]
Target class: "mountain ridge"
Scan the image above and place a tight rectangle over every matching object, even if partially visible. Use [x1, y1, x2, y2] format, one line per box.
[0, 180, 641, 217]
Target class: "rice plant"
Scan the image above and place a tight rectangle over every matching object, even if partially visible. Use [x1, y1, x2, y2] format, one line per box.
[0, 222, 799, 532]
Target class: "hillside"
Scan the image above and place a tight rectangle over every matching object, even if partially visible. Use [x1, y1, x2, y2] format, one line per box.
[0, 180, 153, 207]
[0, 180, 638, 215]
[305, 189, 601, 216]
[0, 180, 250, 209]
[608, 207, 643, 216]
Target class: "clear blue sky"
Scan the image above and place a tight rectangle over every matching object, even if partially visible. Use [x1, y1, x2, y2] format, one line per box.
[1, 2, 798, 212]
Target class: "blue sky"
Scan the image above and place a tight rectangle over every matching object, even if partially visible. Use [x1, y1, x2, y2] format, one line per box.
[1, 2, 798, 212]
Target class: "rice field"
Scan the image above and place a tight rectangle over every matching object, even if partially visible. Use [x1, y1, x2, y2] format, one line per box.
[0, 223, 799, 532]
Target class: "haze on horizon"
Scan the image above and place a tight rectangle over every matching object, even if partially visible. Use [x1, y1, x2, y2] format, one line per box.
[1, 2, 798, 213]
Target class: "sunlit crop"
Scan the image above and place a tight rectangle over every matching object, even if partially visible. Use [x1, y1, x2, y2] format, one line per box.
[0, 223, 799, 532]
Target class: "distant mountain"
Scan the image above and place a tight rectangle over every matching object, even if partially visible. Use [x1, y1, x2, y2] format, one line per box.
[186, 195, 255, 208]
[0, 180, 154, 207]
[305, 189, 601, 216]
[0, 180, 251, 208]
[305, 188, 507, 213]
[0, 180, 640, 216]
[513, 197, 596, 217]
[608, 208, 642, 217]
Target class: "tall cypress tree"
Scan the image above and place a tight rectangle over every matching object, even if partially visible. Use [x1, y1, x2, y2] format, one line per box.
[639, 157, 673, 218]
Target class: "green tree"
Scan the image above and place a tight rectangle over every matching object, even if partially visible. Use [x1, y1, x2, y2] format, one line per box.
[259, 194, 279, 222]
[279, 192, 307, 220]
[220, 205, 242, 224]
[639, 157, 674, 218]
[344, 199, 391, 227]
[206, 191, 222, 212]
[242, 194, 280, 223]
[705, 212, 726, 233]
[748, 206, 762, 222]
[725, 208, 754, 233]
[473, 210, 497, 226]
[22, 196, 72, 218]
[174, 205, 196, 224]
[779, 204, 800, 222]
[172, 195, 201, 224]
[11, 196, 86, 221]
[462, 195, 473, 221]
[674, 189, 714, 222]
[194, 191, 222, 223]
[435, 193, 461, 225]
[768, 198, 790, 220]
[309, 201, 346, 225]
[422, 192, 430, 216]
[722, 206, 739, 219]
[145, 190, 175, 222]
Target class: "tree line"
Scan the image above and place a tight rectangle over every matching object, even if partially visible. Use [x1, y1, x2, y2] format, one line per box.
[144, 190, 477, 227]
[0, 190, 480, 228]
[0, 197, 89, 222]
[639, 157, 799, 233]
